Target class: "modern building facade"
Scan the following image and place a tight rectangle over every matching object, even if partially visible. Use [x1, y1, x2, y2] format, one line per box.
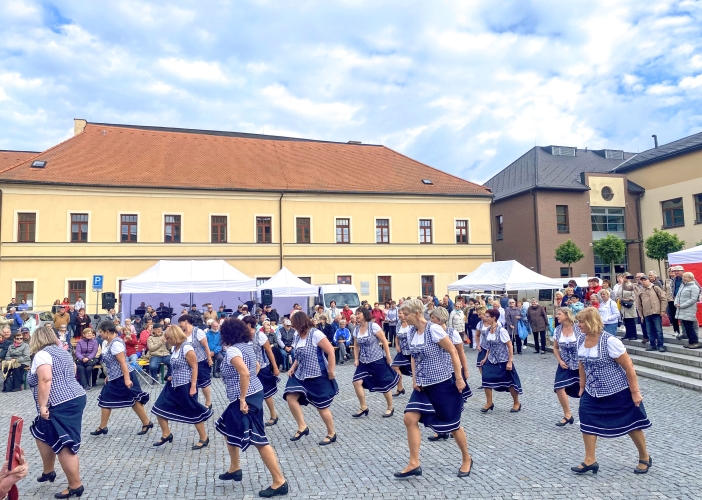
[0, 120, 493, 312]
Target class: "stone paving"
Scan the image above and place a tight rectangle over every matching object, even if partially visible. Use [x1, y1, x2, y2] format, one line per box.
[3, 345, 701, 499]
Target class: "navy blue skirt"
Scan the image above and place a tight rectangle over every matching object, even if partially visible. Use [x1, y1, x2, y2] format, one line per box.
[353, 358, 400, 393]
[196, 360, 212, 389]
[404, 376, 463, 433]
[97, 371, 149, 409]
[31, 394, 87, 454]
[579, 388, 652, 438]
[215, 390, 269, 451]
[151, 383, 213, 424]
[476, 349, 487, 368]
[481, 360, 523, 394]
[283, 374, 339, 409]
[258, 364, 279, 399]
[461, 376, 473, 403]
[554, 366, 581, 398]
[391, 352, 412, 376]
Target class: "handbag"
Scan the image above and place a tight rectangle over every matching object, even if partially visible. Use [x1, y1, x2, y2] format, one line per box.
[621, 299, 634, 308]
[517, 321, 529, 341]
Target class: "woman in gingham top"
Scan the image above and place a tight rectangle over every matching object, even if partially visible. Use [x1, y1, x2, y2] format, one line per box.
[215, 319, 289, 498]
[571, 308, 652, 475]
[472, 307, 488, 375]
[178, 314, 214, 410]
[282, 312, 339, 446]
[28, 326, 87, 499]
[242, 316, 281, 427]
[91, 321, 152, 437]
[151, 325, 213, 450]
[395, 299, 473, 479]
[390, 308, 412, 397]
[351, 307, 399, 418]
[551, 308, 582, 427]
[478, 309, 523, 413]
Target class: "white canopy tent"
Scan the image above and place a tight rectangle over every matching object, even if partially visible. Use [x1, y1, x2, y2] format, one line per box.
[121, 260, 257, 318]
[256, 267, 318, 316]
[668, 244, 702, 265]
[448, 260, 564, 292]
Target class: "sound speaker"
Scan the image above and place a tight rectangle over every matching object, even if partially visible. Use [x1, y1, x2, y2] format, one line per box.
[101, 292, 116, 310]
[261, 289, 273, 306]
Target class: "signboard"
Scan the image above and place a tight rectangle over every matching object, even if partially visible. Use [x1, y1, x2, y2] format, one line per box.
[360, 281, 370, 295]
[92, 275, 104, 291]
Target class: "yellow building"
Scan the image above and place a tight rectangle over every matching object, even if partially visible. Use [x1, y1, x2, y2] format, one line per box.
[0, 120, 492, 312]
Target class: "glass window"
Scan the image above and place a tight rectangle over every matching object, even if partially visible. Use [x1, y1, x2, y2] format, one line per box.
[455, 220, 468, 243]
[662, 198, 685, 228]
[560, 267, 570, 277]
[256, 217, 272, 243]
[336, 218, 350, 244]
[696, 194, 702, 224]
[164, 215, 181, 243]
[591, 207, 625, 233]
[376, 219, 389, 244]
[594, 254, 628, 281]
[378, 276, 392, 303]
[120, 214, 138, 242]
[211, 216, 227, 243]
[421, 275, 434, 297]
[296, 218, 310, 243]
[71, 213, 88, 242]
[256, 277, 270, 287]
[18, 213, 36, 242]
[15, 281, 33, 304]
[68, 280, 86, 304]
[419, 219, 433, 244]
[299, 277, 312, 284]
[496, 215, 503, 240]
[556, 206, 569, 233]
[337, 275, 352, 284]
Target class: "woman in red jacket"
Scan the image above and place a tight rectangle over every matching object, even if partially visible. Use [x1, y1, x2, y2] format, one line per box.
[123, 327, 139, 363]
[138, 324, 152, 355]
[371, 303, 385, 327]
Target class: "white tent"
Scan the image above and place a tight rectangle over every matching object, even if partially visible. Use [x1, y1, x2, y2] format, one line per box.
[668, 244, 702, 265]
[448, 260, 564, 291]
[256, 267, 318, 297]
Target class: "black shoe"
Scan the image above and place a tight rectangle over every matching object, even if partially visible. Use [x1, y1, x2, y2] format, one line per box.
[480, 404, 494, 413]
[192, 437, 209, 450]
[634, 455, 652, 474]
[259, 481, 289, 498]
[645, 346, 657, 351]
[428, 433, 449, 441]
[571, 462, 599, 474]
[84, 385, 91, 391]
[265, 417, 279, 427]
[394, 466, 422, 478]
[533, 350, 540, 354]
[54, 485, 84, 498]
[219, 469, 243, 481]
[290, 427, 309, 441]
[137, 422, 154, 435]
[555, 416, 574, 427]
[516, 352, 522, 355]
[153, 434, 173, 447]
[319, 433, 337, 446]
[383, 408, 394, 418]
[392, 389, 406, 398]
[38, 471, 57, 483]
[457, 457, 474, 477]
[89, 427, 108, 436]
[352, 408, 369, 418]
[510, 403, 522, 413]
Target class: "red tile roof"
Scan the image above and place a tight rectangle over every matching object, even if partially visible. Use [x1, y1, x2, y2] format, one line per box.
[0, 122, 491, 197]
[0, 150, 40, 171]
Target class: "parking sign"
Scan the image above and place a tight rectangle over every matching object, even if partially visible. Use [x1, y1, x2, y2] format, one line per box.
[92, 275, 104, 290]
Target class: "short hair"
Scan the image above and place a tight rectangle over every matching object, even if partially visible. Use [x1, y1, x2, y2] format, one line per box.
[475, 306, 487, 315]
[683, 271, 695, 280]
[576, 307, 603, 334]
[339, 319, 347, 325]
[241, 316, 257, 329]
[355, 307, 373, 323]
[30, 326, 58, 355]
[98, 320, 117, 334]
[82, 328, 94, 337]
[290, 312, 315, 333]
[178, 314, 195, 325]
[220, 318, 253, 346]
[485, 309, 500, 321]
[599, 289, 611, 297]
[429, 306, 449, 325]
[555, 307, 575, 324]
[399, 298, 424, 316]
[165, 325, 187, 344]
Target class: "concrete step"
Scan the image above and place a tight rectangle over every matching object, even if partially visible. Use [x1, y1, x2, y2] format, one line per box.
[625, 345, 702, 368]
[628, 353, 702, 380]
[623, 338, 702, 357]
[633, 365, 702, 392]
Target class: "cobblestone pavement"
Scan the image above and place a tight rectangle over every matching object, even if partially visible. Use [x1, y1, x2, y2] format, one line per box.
[4, 345, 701, 500]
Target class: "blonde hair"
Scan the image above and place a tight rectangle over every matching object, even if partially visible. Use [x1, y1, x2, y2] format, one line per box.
[398, 298, 424, 316]
[555, 307, 575, 325]
[475, 306, 487, 315]
[165, 324, 187, 344]
[30, 325, 59, 355]
[429, 306, 449, 325]
[575, 307, 603, 335]
[82, 328, 94, 337]
[683, 271, 695, 281]
[600, 289, 611, 298]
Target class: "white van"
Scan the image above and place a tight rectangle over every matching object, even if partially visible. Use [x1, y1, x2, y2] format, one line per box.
[315, 284, 361, 310]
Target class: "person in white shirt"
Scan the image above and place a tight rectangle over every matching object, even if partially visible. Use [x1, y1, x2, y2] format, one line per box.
[598, 289, 620, 336]
[325, 301, 340, 324]
[74, 296, 86, 311]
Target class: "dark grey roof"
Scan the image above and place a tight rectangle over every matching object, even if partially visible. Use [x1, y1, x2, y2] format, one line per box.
[612, 131, 702, 172]
[484, 146, 636, 201]
[626, 180, 645, 194]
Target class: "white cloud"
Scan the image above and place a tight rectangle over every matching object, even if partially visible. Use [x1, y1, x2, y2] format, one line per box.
[261, 84, 360, 123]
[158, 58, 231, 83]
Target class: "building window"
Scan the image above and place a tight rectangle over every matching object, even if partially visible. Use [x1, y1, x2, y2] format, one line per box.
[68, 280, 86, 304]
[299, 277, 312, 284]
[15, 281, 33, 304]
[421, 275, 434, 297]
[496, 215, 504, 241]
[556, 206, 569, 233]
[296, 218, 310, 243]
[211, 216, 227, 243]
[164, 215, 181, 243]
[256, 277, 270, 287]
[256, 217, 272, 243]
[601, 186, 614, 201]
[696, 194, 702, 223]
[419, 219, 433, 244]
[378, 276, 392, 303]
[336, 218, 350, 244]
[591, 207, 625, 237]
[70, 214, 88, 242]
[661, 198, 685, 228]
[560, 267, 570, 278]
[455, 220, 468, 243]
[17, 213, 36, 242]
[120, 214, 138, 242]
[376, 219, 389, 244]
[337, 275, 352, 285]
[594, 254, 628, 281]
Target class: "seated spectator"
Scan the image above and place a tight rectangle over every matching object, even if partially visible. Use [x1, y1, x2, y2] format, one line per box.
[317, 315, 334, 343]
[137, 323, 152, 355]
[73, 308, 90, 340]
[75, 328, 99, 390]
[146, 323, 171, 382]
[4, 308, 22, 335]
[124, 318, 136, 335]
[56, 324, 69, 350]
[333, 319, 351, 364]
[123, 326, 138, 363]
[217, 305, 227, 319]
[0, 326, 11, 359]
[206, 321, 223, 378]
[2, 329, 30, 392]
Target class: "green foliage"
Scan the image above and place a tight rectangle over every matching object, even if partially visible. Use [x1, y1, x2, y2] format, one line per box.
[696, 239, 702, 247]
[645, 229, 686, 275]
[593, 234, 626, 274]
[555, 239, 585, 277]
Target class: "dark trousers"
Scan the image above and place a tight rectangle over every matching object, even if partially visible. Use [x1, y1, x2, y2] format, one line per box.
[668, 301, 680, 333]
[639, 316, 647, 339]
[76, 360, 97, 387]
[510, 328, 522, 353]
[2, 366, 25, 392]
[644, 315, 664, 348]
[681, 320, 699, 344]
[386, 324, 397, 345]
[532, 330, 546, 352]
[212, 353, 224, 377]
[623, 317, 638, 339]
[149, 355, 172, 380]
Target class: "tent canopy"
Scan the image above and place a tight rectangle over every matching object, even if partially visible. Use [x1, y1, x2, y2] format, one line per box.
[257, 267, 318, 297]
[668, 244, 702, 265]
[448, 260, 564, 291]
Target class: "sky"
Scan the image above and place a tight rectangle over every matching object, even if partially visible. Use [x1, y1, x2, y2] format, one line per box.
[1, 0, 702, 184]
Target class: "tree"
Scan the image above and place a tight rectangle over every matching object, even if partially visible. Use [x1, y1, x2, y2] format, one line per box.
[593, 234, 626, 280]
[555, 239, 585, 277]
[644, 229, 685, 277]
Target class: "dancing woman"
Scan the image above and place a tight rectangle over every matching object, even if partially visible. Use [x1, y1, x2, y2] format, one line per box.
[151, 325, 213, 449]
[351, 307, 400, 418]
[552, 308, 581, 426]
[473, 307, 488, 375]
[179, 314, 213, 409]
[396, 299, 473, 479]
[282, 313, 339, 446]
[28, 326, 87, 499]
[390, 309, 412, 397]
[479, 309, 523, 413]
[242, 316, 281, 426]
[215, 319, 288, 498]
[91, 321, 152, 437]
[571, 308, 652, 475]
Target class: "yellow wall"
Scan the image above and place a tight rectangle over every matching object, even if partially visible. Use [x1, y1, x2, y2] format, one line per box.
[587, 175, 626, 207]
[0, 184, 492, 310]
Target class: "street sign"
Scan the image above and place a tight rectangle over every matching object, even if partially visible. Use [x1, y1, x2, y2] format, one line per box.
[92, 275, 104, 290]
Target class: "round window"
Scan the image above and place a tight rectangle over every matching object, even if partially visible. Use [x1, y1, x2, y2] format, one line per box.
[601, 186, 614, 201]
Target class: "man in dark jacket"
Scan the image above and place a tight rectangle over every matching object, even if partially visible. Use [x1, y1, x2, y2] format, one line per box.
[73, 308, 91, 341]
[264, 305, 279, 323]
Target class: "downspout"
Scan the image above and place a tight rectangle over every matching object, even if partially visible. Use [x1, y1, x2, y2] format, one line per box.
[635, 192, 644, 271]
[279, 192, 284, 270]
[532, 189, 541, 273]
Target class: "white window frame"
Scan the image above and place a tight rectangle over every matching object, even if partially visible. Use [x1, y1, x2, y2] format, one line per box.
[163, 212, 185, 243]
[417, 217, 435, 244]
[67, 210, 92, 243]
[13, 210, 38, 243]
[254, 214, 275, 244]
[117, 211, 141, 243]
[334, 216, 353, 244]
[374, 216, 391, 244]
[453, 217, 471, 244]
[209, 213, 230, 243]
